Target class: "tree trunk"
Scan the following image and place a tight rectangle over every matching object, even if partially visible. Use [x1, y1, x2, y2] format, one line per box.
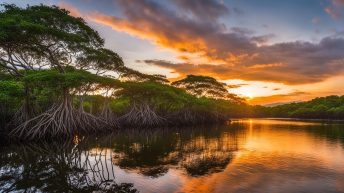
[10, 88, 110, 139]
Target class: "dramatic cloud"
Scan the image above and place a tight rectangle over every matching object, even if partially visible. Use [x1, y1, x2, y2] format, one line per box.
[144, 38, 344, 84]
[90, 0, 257, 60]
[89, 0, 344, 84]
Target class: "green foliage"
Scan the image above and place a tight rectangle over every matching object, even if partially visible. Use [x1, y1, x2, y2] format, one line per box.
[77, 48, 124, 73]
[0, 4, 104, 75]
[118, 66, 169, 83]
[0, 80, 24, 103]
[23, 68, 120, 91]
[260, 95, 344, 119]
[79, 95, 107, 114]
[82, 101, 92, 113]
[172, 75, 244, 103]
[0, 3, 103, 47]
[0, 71, 13, 81]
[0, 80, 24, 121]
[115, 81, 193, 111]
[329, 106, 344, 119]
[110, 98, 131, 113]
[111, 81, 245, 117]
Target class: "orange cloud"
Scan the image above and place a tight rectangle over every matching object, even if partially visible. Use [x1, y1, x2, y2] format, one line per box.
[88, 0, 344, 85]
[90, 13, 211, 64]
[247, 63, 284, 69]
[88, 0, 258, 64]
[143, 59, 344, 85]
[248, 92, 309, 105]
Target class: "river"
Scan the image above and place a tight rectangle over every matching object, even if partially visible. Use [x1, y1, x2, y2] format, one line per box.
[1, 119, 344, 193]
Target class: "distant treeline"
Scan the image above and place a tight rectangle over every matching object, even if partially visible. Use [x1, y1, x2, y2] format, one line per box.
[258, 96, 344, 119]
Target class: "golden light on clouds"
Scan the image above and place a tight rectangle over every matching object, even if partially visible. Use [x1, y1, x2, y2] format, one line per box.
[90, 12, 209, 60]
[58, 0, 344, 105]
[239, 76, 344, 105]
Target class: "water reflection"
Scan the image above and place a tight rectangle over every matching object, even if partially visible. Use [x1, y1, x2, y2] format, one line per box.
[110, 126, 244, 178]
[0, 141, 138, 193]
[1, 119, 344, 193]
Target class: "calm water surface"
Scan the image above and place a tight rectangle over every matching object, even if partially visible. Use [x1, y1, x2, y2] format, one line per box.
[1, 119, 344, 193]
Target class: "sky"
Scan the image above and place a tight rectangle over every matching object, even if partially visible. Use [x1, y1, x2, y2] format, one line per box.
[5, 0, 344, 105]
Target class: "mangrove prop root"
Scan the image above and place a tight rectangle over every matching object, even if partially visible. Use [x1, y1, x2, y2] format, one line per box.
[167, 109, 226, 126]
[100, 104, 119, 128]
[10, 97, 109, 139]
[8, 103, 36, 127]
[119, 103, 166, 127]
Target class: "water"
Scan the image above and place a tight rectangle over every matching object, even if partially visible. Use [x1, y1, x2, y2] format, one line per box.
[1, 119, 344, 193]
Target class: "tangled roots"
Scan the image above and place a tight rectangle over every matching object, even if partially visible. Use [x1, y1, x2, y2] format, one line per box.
[100, 104, 119, 128]
[8, 103, 37, 128]
[10, 98, 109, 140]
[119, 103, 166, 127]
[167, 108, 226, 126]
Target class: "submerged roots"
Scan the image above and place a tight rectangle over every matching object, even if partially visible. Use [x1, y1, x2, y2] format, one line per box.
[119, 103, 166, 127]
[168, 108, 226, 126]
[10, 98, 108, 139]
[100, 104, 119, 128]
[8, 103, 37, 128]
[8, 101, 226, 139]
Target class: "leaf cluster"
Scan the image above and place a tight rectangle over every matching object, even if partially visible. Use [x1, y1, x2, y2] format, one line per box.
[172, 75, 243, 103]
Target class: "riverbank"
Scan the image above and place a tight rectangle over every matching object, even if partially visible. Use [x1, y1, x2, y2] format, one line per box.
[232, 117, 344, 123]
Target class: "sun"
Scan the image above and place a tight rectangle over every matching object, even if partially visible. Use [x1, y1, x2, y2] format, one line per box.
[245, 94, 254, 100]
[238, 91, 254, 99]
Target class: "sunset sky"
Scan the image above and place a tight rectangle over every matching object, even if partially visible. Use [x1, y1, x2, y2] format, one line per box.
[6, 0, 344, 105]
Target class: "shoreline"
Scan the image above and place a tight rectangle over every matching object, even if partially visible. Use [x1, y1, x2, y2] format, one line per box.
[232, 117, 344, 122]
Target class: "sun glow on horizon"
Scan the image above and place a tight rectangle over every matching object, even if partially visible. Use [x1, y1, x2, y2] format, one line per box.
[224, 79, 294, 98]
[240, 92, 254, 100]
